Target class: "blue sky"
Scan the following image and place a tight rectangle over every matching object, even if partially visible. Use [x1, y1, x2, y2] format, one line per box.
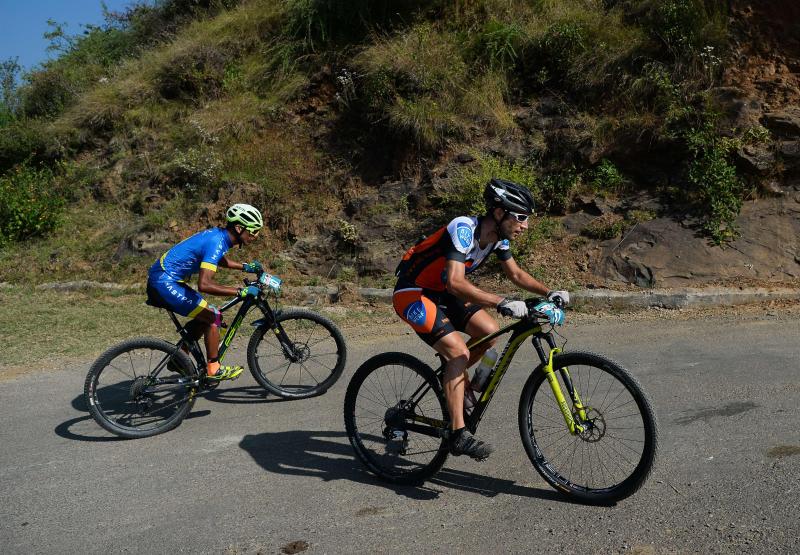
[0, 0, 145, 73]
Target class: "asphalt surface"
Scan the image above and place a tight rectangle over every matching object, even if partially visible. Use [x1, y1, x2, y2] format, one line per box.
[2, 308, 799, 554]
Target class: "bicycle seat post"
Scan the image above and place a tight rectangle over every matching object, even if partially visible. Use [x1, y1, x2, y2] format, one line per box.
[167, 311, 189, 338]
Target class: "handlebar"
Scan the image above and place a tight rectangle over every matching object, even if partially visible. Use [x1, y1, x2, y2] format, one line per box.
[243, 270, 282, 294]
[524, 297, 566, 323]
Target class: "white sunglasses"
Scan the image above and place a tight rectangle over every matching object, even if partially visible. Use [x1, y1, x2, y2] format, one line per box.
[506, 211, 530, 223]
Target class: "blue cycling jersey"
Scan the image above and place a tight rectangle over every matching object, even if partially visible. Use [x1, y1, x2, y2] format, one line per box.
[149, 227, 233, 282]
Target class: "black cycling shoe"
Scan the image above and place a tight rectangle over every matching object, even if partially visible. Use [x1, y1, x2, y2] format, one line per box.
[449, 429, 493, 461]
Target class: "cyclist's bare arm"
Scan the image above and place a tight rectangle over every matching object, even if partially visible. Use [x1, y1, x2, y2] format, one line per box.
[218, 255, 243, 271]
[197, 268, 240, 297]
[445, 260, 504, 308]
[499, 258, 550, 297]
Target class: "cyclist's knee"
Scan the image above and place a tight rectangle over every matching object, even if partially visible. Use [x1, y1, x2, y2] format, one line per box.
[194, 306, 221, 328]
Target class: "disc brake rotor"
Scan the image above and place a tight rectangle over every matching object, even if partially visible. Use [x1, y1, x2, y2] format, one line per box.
[577, 408, 606, 443]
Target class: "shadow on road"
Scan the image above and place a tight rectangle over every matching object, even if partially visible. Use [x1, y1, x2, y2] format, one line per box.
[59, 384, 288, 442]
[54, 415, 126, 442]
[71, 393, 88, 412]
[240, 430, 568, 502]
[202, 385, 288, 404]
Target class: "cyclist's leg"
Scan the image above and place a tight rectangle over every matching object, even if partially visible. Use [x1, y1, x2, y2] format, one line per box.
[190, 306, 241, 380]
[392, 287, 469, 430]
[393, 287, 493, 459]
[149, 277, 238, 379]
[440, 293, 499, 367]
[464, 310, 499, 365]
[432, 332, 470, 431]
[433, 329, 493, 459]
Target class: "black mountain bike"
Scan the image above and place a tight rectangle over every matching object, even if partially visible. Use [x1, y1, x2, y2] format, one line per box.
[84, 271, 346, 438]
[344, 298, 658, 504]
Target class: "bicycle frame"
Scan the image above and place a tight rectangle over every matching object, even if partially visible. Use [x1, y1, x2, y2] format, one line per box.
[153, 289, 293, 385]
[403, 317, 589, 438]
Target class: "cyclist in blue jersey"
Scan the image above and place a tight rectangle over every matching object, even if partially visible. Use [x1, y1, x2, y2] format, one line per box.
[393, 179, 570, 460]
[147, 203, 266, 381]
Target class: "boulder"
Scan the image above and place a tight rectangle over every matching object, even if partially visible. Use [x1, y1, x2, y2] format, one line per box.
[591, 196, 800, 286]
[735, 143, 775, 174]
[761, 108, 800, 138]
[113, 230, 175, 261]
[711, 86, 763, 129]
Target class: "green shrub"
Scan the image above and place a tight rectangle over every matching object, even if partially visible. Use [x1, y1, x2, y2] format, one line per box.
[56, 160, 105, 202]
[336, 218, 359, 246]
[0, 164, 64, 244]
[582, 213, 625, 240]
[627, 209, 657, 224]
[357, 22, 516, 147]
[590, 159, 624, 194]
[156, 45, 228, 101]
[356, 23, 470, 147]
[643, 0, 728, 60]
[686, 126, 743, 244]
[160, 146, 223, 194]
[473, 19, 526, 71]
[0, 119, 51, 172]
[1, 58, 21, 125]
[20, 68, 76, 119]
[286, 0, 426, 51]
[541, 21, 585, 68]
[538, 168, 579, 214]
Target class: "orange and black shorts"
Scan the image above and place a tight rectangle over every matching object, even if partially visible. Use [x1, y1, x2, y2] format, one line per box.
[392, 282, 482, 346]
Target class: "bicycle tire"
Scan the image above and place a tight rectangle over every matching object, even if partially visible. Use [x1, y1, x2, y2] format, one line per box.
[344, 352, 449, 485]
[84, 337, 198, 439]
[246, 309, 347, 399]
[518, 351, 658, 504]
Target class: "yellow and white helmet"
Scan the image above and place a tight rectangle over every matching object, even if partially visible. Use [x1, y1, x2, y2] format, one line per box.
[226, 203, 263, 232]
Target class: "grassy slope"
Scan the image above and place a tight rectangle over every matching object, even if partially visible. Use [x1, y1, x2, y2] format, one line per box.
[0, 0, 755, 287]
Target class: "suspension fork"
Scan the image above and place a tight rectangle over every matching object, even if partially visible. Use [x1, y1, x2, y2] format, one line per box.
[249, 300, 301, 361]
[533, 334, 588, 434]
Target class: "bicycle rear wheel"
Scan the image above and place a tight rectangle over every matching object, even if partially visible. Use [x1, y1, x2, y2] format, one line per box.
[247, 309, 346, 399]
[344, 352, 449, 485]
[518, 351, 658, 504]
[84, 337, 198, 439]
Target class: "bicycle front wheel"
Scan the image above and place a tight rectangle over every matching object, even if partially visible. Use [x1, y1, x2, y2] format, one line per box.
[84, 337, 198, 439]
[344, 352, 449, 485]
[518, 351, 658, 504]
[247, 309, 346, 399]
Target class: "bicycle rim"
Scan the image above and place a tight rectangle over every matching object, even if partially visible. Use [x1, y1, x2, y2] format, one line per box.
[520, 351, 658, 503]
[344, 353, 449, 484]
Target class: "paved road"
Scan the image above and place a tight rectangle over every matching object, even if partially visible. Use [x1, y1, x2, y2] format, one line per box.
[2, 310, 799, 554]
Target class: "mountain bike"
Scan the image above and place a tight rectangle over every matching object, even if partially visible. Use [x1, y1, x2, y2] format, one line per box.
[84, 270, 347, 439]
[343, 298, 658, 504]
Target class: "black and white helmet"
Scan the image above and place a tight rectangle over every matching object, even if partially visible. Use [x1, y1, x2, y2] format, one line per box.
[226, 203, 263, 232]
[483, 178, 535, 215]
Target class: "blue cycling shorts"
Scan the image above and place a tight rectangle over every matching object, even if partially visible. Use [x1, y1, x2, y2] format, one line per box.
[147, 271, 209, 318]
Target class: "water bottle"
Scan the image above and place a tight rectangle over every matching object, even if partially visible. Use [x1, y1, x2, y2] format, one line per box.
[463, 387, 478, 414]
[471, 348, 498, 393]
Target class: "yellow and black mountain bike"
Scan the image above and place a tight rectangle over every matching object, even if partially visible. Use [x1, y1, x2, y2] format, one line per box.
[343, 298, 658, 504]
[84, 271, 346, 438]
